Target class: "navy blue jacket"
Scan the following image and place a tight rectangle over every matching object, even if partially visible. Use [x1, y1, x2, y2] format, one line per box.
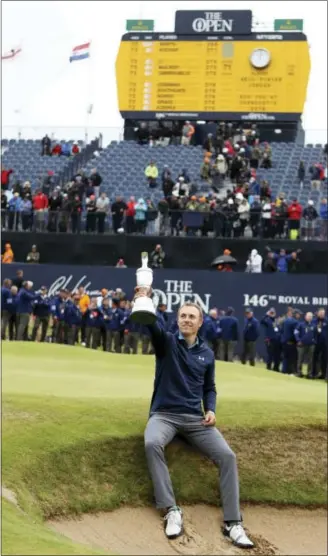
[204, 316, 221, 342]
[16, 288, 36, 314]
[4, 293, 18, 314]
[85, 307, 103, 328]
[108, 308, 125, 331]
[146, 320, 216, 416]
[33, 295, 51, 318]
[243, 317, 260, 342]
[281, 317, 298, 344]
[122, 310, 140, 333]
[51, 296, 67, 321]
[65, 302, 82, 326]
[313, 317, 328, 346]
[219, 315, 239, 341]
[260, 315, 281, 341]
[1, 287, 11, 311]
[294, 321, 316, 346]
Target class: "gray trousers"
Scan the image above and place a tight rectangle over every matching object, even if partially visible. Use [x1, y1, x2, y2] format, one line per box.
[17, 313, 30, 341]
[219, 340, 236, 362]
[1, 310, 10, 339]
[142, 335, 151, 355]
[144, 412, 241, 522]
[297, 345, 315, 376]
[105, 330, 121, 353]
[241, 341, 256, 365]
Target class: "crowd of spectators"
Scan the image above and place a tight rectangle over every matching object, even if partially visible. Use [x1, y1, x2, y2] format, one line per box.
[40, 134, 80, 157]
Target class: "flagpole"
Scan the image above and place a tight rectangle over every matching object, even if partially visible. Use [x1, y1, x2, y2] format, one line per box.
[85, 40, 92, 144]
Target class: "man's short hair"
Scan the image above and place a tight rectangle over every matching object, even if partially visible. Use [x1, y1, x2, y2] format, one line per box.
[178, 301, 203, 319]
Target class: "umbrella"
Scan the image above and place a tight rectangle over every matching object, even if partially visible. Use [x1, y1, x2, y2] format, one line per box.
[211, 254, 237, 267]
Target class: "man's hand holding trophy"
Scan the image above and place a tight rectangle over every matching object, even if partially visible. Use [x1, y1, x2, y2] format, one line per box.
[131, 252, 157, 325]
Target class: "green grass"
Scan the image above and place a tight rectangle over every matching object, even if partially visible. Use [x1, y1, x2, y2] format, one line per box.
[2, 342, 327, 555]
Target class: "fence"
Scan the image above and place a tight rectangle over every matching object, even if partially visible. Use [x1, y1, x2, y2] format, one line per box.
[2, 209, 327, 241]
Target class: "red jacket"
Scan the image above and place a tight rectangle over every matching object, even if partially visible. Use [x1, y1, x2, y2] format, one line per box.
[72, 144, 79, 154]
[52, 144, 62, 155]
[288, 202, 302, 220]
[33, 193, 49, 210]
[126, 201, 136, 217]
[1, 168, 13, 186]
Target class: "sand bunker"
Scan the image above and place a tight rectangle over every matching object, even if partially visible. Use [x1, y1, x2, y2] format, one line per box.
[49, 504, 327, 556]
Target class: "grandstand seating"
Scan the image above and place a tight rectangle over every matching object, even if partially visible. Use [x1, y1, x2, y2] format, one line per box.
[2, 138, 326, 207]
[1, 139, 85, 186]
[84, 141, 325, 205]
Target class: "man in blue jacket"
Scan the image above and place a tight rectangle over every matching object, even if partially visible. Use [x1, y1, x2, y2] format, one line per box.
[1, 278, 12, 340]
[281, 308, 301, 374]
[65, 295, 83, 346]
[84, 297, 103, 349]
[6, 285, 19, 340]
[16, 281, 36, 341]
[218, 307, 239, 362]
[51, 289, 68, 344]
[31, 286, 51, 342]
[241, 308, 260, 366]
[204, 308, 221, 359]
[294, 311, 316, 378]
[135, 291, 254, 548]
[260, 308, 281, 372]
[122, 302, 140, 354]
[312, 308, 328, 379]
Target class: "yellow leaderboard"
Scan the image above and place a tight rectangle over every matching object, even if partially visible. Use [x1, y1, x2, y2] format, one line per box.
[116, 33, 310, 121]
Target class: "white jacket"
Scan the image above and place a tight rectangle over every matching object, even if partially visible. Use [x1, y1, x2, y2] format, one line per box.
[246, 249, 263, 273]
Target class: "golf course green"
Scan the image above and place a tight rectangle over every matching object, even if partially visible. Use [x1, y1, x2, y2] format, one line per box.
[2, 342, 327, 555]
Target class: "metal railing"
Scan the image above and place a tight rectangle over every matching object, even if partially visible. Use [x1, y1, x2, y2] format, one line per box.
[1, 209, 327, 240]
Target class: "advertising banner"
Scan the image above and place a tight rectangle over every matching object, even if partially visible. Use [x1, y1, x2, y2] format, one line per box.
[174, 10, 252, 35]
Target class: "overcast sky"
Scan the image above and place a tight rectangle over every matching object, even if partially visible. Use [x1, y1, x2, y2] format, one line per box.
[2, 0, 327, 143]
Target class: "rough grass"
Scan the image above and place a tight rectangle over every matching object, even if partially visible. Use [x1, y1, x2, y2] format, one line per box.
[2, 343, 327, 553]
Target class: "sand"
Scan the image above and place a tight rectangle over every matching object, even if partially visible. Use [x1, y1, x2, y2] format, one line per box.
[48, 504, 328, 556]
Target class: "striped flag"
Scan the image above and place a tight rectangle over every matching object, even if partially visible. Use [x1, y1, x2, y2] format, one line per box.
[69, 42, 91, 63]
[2, 48, 22, 60]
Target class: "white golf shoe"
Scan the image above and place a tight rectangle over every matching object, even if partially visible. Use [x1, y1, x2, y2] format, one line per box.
[164, 506, 183, 539]
[223, 523, 254, 549]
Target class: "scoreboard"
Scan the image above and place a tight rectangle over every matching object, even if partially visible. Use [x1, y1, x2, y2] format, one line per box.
[115, 33, 310, 121]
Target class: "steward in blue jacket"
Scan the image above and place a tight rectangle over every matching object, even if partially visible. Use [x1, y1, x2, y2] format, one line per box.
[65, 296, 82, 345]
[51, 289, 68, 344]
[122, 307, 140, 355]
[204, 310, 221, 360]
[294, 312, 316, 378]
[241, 309, 259, 366]
[219, 307, 239, 362]
[281, 309, 301, 374]
[103, 299, 124, 353]
[16, 281, 36, 341]
[312, 309, 328, 379]
[1, 279, 12, 340]
[260, 308, 281, 371]
[85, 300, 103, 349]
[31, 286, 51, 342]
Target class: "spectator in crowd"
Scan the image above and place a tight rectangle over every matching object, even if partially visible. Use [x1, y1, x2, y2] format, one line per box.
[22, 181, 32, 201]
[125, 196, 136, 234]
[61, 143, 71, 157]
[297, 161, 305, 189]
[287, 198, 302, 238]
[48, 189, 62, 232]
[273, 193, 288, 238]
[26, 244, 40, 264]
[266, 247, 301, 273]
[71, 141, 80, 155]
[319, 198, 328, 240]
[1, 192, 8, 230]
[85, 194, 97, 233]
[158, 197, 170, 235]
[51, 141, 62, 156]
[145, 161, 158, 188]
[110, 195, 126, 234]
[246, 249, 262, 273]
[96, 192, 110, 233]
[2, 243, 14, 264]
[89, 168, 102, 199]
[172, 176, 189, 198]
[261, 197, 272, 238]
[116, 258, 127, 268]
[309, 163, 322, 190]
[41, 134, 51, 156]
[261, 142, 272, 169]
[8, 193, 22, 231]
[200, 157, 212, 182]
[181, 121, 195, 146]
[1, 164, 13, 191]
[302, 200, 318, 240]
[134, 197, 148, 234]
[33, 189, 49, 232]
[263, 251, 276, 273]
[150, 244, 165, 268]
[249, 141, 261, 169]
[288, 251, 301, 273]
[21, 196, 33, 231]
[70, 195, 83, 233]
